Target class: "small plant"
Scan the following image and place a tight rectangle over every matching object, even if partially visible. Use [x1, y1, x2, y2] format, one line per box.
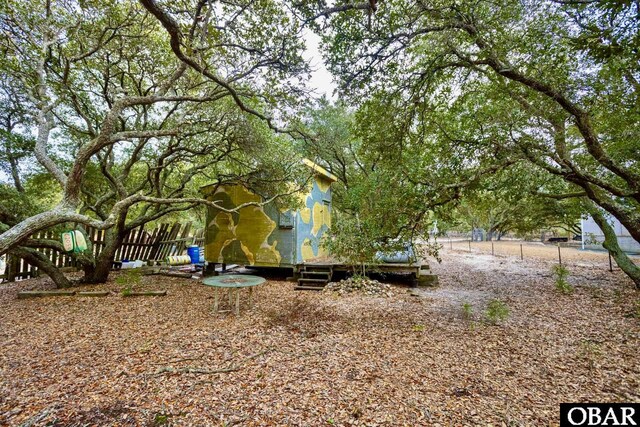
[153, 413, 170, 426]
[116, 269, 142, 296]
[577, 339, 602, 369]
[461, 302, 473, 320]
[484, 299, 510, 324]
[552, 264, 574, 294]
[412, 324, 425, 332]
[629, 300, 640, 319]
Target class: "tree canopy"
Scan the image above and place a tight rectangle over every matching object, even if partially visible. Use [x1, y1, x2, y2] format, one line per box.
[0, 0, 638, 288]
[297, 0, 640, 286]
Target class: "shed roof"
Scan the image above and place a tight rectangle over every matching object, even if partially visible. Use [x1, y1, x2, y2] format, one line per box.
[302, 158, 338, 182]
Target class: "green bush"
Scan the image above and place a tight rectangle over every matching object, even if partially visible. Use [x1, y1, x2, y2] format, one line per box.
[552, 264, 574, 294]
[461, 302, 473, 320]
[116, 269, 142, 296]
[485, 299, 509, 324]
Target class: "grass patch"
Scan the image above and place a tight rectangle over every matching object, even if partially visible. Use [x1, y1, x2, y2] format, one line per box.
[116, 269, 142, 296]
[484, 299, 510, 325]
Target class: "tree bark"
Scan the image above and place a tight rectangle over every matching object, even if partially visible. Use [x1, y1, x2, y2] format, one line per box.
[587, 202, 640, 289]
[82, 217, 126, 284]
[10, 247, 72, 288]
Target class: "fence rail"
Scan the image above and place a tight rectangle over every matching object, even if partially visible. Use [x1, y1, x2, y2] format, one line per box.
[1, 222, 204, 283]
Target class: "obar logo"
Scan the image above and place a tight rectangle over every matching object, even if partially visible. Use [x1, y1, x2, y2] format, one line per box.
[561, 404, 639, 426]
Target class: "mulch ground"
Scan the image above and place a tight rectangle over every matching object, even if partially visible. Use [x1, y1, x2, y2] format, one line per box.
[0, 250, 638, 426]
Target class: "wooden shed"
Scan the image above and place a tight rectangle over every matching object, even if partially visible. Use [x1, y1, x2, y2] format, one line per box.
[201, 159, 338, 268]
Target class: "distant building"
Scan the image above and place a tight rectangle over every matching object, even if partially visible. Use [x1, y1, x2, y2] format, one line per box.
[581, 215, 640, 254]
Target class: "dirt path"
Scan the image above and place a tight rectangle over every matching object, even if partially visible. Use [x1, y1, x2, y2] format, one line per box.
[445, 239, 639, 268]
[0, 254, 638, 426]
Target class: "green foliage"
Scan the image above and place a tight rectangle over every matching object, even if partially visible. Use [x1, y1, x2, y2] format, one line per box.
[0, 0, 313, 290]
[446, 165, 583, 238]
[484, 300, 510, 325]
[311, 0, 640, 286]
[322, 216, 378, 276]
[153, 413, 170, 426]
[117, 269, 142, 296]
[629, 300, 640, 319]
[306, 99, 441, 269]
[552, 264, 574, 295]
[577, 339, 603, 369]
[461, 302, 474, 320]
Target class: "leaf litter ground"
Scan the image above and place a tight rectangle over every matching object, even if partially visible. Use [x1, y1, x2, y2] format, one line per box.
[0, 248, 638, 426]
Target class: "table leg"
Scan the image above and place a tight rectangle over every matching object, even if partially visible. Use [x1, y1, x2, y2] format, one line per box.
[235, 288, 240, 315]
[213, 288, 219, 313]
[249, 286, 254, 308]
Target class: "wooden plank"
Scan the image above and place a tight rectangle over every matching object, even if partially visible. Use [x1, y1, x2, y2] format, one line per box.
[149, 223, 169, 261]
[77, 291, 110, 297]
[7, 222, 195, 283]
[141, 226, 159, 260]
[121, 229, 134, 261]
[131, 226, 147, 260]
[18, 290, 76, 298]
[158, 223, 181, 259]
[164, 223, 182, 257]
[174, 222, 191, 256]
[122, 290, 167, 297]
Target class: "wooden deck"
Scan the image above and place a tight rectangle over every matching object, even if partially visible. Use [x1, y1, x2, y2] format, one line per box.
[299, 261, 430, 274]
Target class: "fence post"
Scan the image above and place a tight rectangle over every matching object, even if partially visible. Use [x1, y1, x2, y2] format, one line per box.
[520, 244, 523, 261]
[491, 242, 494, 256]
[557, 243, 562, 265]
[468, 240, 471, 252]
[608, 252, 613, 272]
[450, 238, 452, 250]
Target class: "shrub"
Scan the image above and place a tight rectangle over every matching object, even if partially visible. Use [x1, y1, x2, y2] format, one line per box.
[485, 299, 509, 324]
[552, 264, 574, 294]
[461, 302, 473, 320]
[116, 269, 142, 296]
[630, 300, 640, 319]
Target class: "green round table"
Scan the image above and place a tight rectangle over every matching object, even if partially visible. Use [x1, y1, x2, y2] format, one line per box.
[202, 274, 265, 315]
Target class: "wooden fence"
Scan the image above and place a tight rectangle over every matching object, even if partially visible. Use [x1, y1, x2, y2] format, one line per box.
[1, 222, 205, 282]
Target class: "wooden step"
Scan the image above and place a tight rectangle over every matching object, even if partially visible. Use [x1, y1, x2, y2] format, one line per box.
[295, 277, 329, 291]
[301, 271, 330, 279]
[301, 265, 333, 272]
[294, 285, 324, 291]
[297, 278, 329, 285]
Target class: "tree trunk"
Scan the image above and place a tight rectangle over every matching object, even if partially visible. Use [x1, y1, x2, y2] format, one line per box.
[587, 202, 640, 289]
[82, 223, 125, 284]
[10, 247, 72, 288]
[83, 249, 117, 284]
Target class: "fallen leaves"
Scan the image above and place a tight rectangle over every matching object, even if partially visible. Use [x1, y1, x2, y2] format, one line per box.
[0, 250, 638, 426]
[152, 350, 270, 377]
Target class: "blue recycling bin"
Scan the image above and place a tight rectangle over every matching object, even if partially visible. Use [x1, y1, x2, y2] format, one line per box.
[187, 245, 200, 264]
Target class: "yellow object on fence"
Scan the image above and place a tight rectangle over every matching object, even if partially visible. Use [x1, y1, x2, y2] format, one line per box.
[166, 255, 192, 265]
